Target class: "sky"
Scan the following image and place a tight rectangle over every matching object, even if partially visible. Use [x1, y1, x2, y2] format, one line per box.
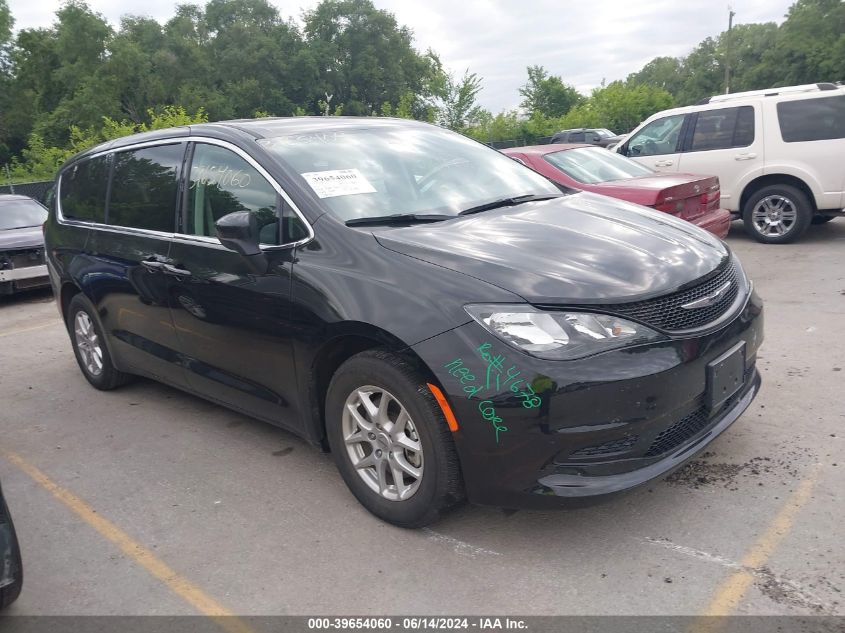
[7, 0, 797, 112]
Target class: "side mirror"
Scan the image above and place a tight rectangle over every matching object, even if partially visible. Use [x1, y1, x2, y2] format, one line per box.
[619, 142, 629, 156]
[215, 211, 268, 274]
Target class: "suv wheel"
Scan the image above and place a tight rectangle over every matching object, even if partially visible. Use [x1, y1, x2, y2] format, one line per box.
[325, 350, 463, 527]
[67, 294, 131, 390]
[742, 184, 812, 244]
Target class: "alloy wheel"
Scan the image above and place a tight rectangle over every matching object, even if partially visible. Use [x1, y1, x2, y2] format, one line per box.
[751, 195, 798, 238]
[341, 386, 424, 501]
[73, 311, 104, 377]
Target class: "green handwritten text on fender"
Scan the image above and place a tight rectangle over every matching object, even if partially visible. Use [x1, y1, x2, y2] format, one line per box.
[442, 342, 544, 443]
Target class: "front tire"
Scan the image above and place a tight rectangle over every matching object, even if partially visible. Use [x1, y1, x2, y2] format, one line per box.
[325, 350, 464, 527]
[742, 184, 812, 244]
[0, 493, 22, 610]
[67, 294, 131, 390]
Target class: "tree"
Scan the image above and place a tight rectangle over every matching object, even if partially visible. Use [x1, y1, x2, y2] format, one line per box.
[763, 0, 845, 85]
[0, 0, 14, 161]
[437, 70, 484, 131]
[557, 81, 675, 134]
[519, 65, 582, 117]
[627, 57, 684, 97]
[303, 0, 442, 115]
[719, 23, 781, 93]
[0, 0, 11, 47]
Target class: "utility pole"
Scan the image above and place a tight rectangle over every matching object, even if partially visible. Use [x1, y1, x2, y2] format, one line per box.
[725, 6, 735, 94]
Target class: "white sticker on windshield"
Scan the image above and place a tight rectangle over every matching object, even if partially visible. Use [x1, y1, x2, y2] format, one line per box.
[301, 169, 377, 198]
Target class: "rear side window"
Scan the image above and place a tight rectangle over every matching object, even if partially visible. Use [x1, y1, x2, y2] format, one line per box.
[185, 143, 281, 245]
[108, 144, 184, 232]
[60, 156, 109, 223]
[689, 106, 755, 151]
[777, 95, 845, 142]
[569, 131, 585, 142]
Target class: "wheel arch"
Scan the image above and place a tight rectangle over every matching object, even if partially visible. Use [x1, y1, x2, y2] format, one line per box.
[739, 174, 818, 215]
[59, 282, 82, 324]
[304, 324, 438, 450]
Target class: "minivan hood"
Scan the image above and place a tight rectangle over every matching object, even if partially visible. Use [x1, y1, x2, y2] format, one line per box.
[374, 192, 728, 304]
[0, 226, 44, 251]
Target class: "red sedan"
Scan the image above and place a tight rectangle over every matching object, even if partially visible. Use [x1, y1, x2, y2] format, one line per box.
[503, 144, 731, 238]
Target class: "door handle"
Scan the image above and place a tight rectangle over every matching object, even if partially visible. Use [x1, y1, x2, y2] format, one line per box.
[162, 263, 192, 278]
[734, 153, 757, 161]
[654, 160, 674, 167]
[140, 260, 165, 272]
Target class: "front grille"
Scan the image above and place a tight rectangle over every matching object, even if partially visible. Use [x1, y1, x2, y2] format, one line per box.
[644, 406, 710, 457]
[570, 434, 639, 457]
[583, 261, 740, 332]
[644, 364, 753, 458]
[10, 248, 45, 268]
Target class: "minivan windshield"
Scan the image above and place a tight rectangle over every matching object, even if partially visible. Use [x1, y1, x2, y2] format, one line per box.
[0, 198, 48, 230]
[260, 124, 561, 222]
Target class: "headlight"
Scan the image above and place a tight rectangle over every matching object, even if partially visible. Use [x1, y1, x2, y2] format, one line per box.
[465, 304, 666, 360]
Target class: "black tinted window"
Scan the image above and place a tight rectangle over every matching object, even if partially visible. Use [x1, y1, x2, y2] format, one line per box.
[108, 144, 184, 232]
[690, 106, 754, 151]
[186, 143, 282, 245]
[777, 95, 845, 142]
[569, 131, 585, 142]
[60, 156, 109, 222]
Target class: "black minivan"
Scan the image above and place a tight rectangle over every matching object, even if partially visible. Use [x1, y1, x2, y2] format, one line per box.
[45, 117, 763, 527]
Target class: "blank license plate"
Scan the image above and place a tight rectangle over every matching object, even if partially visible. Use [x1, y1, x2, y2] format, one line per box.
[706, 342, 746, 410]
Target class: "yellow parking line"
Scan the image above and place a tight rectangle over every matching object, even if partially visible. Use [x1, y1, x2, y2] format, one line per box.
[695, 463, 822, 628]
[0, 321, 59, 337]
[4, 451, 256, 633]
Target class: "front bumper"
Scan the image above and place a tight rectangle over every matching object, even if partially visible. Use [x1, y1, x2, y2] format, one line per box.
[0, 252, 50, 294]
[412, 288, 764, 509]
[535, 369, 759, 499]
[0, 264, 49, 283]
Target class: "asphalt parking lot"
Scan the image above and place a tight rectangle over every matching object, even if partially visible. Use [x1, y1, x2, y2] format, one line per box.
[0, 220, 843, 618]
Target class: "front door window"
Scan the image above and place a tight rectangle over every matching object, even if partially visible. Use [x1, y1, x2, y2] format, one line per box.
[626, 114, 686, 157]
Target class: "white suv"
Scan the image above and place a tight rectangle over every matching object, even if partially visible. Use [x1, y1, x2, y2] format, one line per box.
[616, 83, 845, 243]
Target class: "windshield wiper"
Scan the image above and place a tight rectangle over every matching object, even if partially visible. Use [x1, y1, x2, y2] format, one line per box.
[345, 213, 454, 227]
[457, 193, 562, 216]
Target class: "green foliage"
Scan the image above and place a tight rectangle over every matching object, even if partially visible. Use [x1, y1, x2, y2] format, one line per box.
[764, 0, 845, 86]
[437, 70, 484, 131]
[466, 82, 674, 144]
[519, 65, 583, 117]
[629, 1, 844, 106]
[0, 0, 11, 47]
[303, 0, 444, 116]
[8, 133, 74, 182]
[7, 106, 207, 183]
[1, 0, 441, 168]
[1, 0, 842, 172]
[568, 82, 675, 133]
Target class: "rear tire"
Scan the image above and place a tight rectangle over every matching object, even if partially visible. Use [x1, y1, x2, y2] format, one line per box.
[67, 294, 131, 390]
[742, 184, 812, 244]
[325, 350, 464, 527]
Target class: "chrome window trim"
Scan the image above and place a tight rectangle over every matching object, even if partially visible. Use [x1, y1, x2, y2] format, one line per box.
[56, 136, 315, 250]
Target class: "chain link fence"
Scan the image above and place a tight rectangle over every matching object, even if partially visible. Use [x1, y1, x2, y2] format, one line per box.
[0, 180, 54, 203]
[484, 136, 554, 150]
